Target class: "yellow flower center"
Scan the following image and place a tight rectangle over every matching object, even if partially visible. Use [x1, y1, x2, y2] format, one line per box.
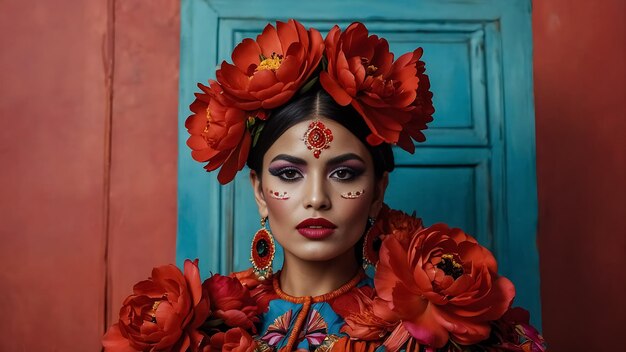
[257, 53, 283, 71]
[437, 253, 464, 279]
[203, 107, 212, 134]
[149, 300, 162, 323]
[366, 64, 378, 75]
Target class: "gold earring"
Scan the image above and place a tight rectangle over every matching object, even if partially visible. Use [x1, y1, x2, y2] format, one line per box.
[362, 217, 380, 269]
[250, 217, 275, 281]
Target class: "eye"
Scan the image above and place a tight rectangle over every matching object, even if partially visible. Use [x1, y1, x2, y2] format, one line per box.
[330, 167, 358, 181]
[270, 167, 303, 182]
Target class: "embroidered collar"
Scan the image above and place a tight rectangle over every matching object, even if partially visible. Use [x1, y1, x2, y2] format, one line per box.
[272, 269, 365, 303]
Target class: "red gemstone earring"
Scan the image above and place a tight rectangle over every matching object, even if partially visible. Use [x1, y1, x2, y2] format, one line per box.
[250, 217, 275, 281]
[362, 217, 381, 269]
[303, 119, 333, 158]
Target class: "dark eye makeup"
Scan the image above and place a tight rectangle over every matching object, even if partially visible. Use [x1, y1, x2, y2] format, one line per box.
[268, 164, 364, 183]
[329, 166, 364, 181]
[267, 153, 367, 183]
[268, 166, 303, 182]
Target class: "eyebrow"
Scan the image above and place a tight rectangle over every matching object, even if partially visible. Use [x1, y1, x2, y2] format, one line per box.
[327, 153, 365, 166]
[269, 153, 365, 166]
[270, 154, 306, 165]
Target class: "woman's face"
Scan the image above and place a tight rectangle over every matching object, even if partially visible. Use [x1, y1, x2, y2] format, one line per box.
[250, 117, 388, 263]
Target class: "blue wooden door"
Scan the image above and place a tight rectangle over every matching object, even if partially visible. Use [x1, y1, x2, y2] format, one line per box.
[177, 0, 540, 327]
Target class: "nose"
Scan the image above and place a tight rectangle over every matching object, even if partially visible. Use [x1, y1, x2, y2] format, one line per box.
[302, 170, 331, 211]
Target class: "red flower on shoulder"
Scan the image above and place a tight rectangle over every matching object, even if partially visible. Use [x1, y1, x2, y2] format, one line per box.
[330, 336, 380, 352]
[209, 327, 258, 352]
[365, 204, 424, 266]
[231, 268, 277, 313]
[320, 22, 434, 151]
[202, 274, 260, 334]
[185, 82, 251, 184]
[102, 259, 209, 352]
[328, 284, 375, 319]
[216, 19, 324, 112]
[340, 291, 399, 341]
[375, 224, 515, 348]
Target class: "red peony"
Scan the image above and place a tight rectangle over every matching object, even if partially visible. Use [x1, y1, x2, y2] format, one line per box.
[328, 284, 375, 319]
[102, 259, 210, 352]
[340, 291, 399, 341]
[320, 22, 434, 152]
[232, 268, 277, 313]
[402, 58, 435, 148]
[365, 204, 424, 266]
[209, 327, 258, 352]
[375, 224, 515, 348]
[377, 204, 424, 244]
[215, 19, 324, 112]
[185, 82, 251, 184]
[202, 274, 260, 333]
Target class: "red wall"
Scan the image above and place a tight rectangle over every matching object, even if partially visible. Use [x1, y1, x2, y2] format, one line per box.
[0, 0, 624, 350]
[534, 0, 625, 350]
[0, 0, 179, 350]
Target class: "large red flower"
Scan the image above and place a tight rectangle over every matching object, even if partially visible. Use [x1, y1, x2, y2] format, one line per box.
[320, 22, 434, 152]
[202, 274, 260, 333]
[375, 224, 515, 348]
[216, 19, 324, 112]
[102, 260, 210, 352]
[185, 82, 251, 184]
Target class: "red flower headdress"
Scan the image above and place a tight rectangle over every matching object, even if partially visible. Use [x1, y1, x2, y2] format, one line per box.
[185, 20, 434, 184]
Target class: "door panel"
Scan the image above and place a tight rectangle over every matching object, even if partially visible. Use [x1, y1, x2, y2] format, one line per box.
[178, 0, 540, 327]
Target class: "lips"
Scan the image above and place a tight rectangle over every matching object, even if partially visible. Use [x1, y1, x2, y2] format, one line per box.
[296, 218, 337, 240]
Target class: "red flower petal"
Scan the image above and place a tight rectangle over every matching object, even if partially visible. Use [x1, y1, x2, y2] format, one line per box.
[257, 24, 282, 56]
[232, 38, 261, 72]
[319, 72, 352, 106]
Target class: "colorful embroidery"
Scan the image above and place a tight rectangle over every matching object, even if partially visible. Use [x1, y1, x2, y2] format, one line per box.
[261, 309, 293, 346]
[261, 308, 329, 349]
[299, 309, 328, 346]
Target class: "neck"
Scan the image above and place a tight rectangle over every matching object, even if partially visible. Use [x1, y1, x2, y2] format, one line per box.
[279, 250, 360, 297]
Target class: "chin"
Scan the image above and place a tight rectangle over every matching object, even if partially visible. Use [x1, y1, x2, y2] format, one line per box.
[287, 242, 358, 263]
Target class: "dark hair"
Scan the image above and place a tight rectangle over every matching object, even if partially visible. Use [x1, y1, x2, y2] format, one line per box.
[246, 87, 395, 178]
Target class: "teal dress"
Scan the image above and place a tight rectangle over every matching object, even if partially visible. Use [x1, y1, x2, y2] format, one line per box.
[251, 270, 377, 352]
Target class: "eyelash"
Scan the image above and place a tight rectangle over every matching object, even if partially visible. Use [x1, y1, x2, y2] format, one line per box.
[330, 167, 362, 181]
[269, 166, 362, 182]
[269, 167, 303, 182]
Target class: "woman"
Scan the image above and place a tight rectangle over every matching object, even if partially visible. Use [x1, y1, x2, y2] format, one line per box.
[103, 20, 544, 352]
[244, 88, 391, 351]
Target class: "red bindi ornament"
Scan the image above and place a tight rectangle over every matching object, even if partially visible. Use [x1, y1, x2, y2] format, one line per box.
[303, 120, 333, 158]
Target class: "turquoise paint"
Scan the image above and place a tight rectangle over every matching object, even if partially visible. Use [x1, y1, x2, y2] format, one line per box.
[178, 0, 541, 329]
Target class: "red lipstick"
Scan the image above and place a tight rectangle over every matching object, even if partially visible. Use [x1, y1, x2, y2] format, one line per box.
[296, 218, 337, 240]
